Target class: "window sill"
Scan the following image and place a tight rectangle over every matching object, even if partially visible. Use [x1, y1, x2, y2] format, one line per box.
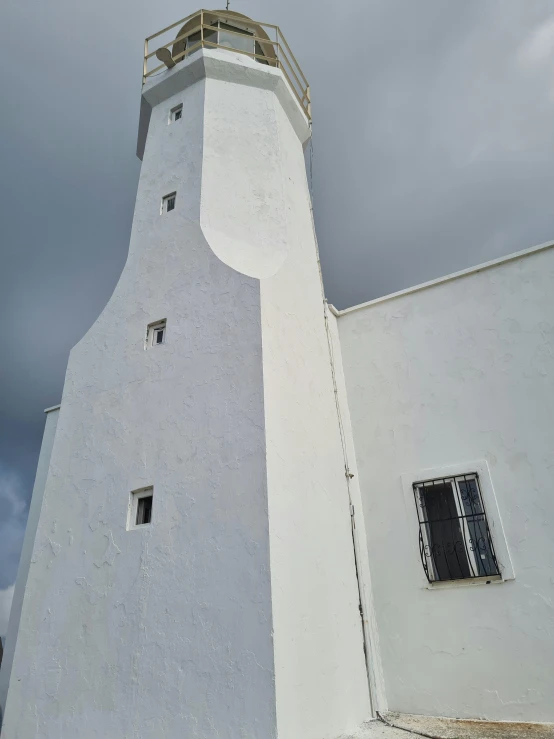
[424, 574, 506, 591]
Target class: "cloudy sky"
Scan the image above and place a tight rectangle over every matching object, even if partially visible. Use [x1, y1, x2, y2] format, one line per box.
[1, 0, 554, 632]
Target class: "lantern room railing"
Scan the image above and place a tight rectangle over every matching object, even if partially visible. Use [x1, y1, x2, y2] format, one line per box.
[143, 9, 311, 121]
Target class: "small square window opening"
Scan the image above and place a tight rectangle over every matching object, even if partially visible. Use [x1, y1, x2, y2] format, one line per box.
[170, 104, 183, 123]
[146, 320, 167, 349]
[128, 487, 154, 530]
[413, 473, 500, 584]
[162, 193, 176, 214]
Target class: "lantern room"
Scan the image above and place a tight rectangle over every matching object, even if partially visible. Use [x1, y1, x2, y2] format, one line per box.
[143, 9, 311, 122]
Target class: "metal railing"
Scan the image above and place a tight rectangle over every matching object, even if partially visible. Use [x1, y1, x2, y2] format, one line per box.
[143, 9, 311, 121]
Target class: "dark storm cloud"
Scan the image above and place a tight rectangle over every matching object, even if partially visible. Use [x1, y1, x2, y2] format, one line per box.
[1, 0, 554, 609]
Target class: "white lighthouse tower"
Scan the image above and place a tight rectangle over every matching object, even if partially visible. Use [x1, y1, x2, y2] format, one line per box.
[0, 10, 375, 739]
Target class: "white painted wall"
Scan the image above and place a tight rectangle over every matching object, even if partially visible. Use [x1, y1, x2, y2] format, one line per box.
[194, 48, 372, 738]
[254, 106, 372, 737]
[337, 244, 554, 722]
[2, 55, 274, 739]
[2, 47, 371, 739]
[326, 308, 387, 715]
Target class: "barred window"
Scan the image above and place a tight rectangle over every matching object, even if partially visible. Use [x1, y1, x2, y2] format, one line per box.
[413, 474, 500, 583]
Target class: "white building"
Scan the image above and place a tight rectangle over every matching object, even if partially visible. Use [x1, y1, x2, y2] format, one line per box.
[1, 10, 553, 738]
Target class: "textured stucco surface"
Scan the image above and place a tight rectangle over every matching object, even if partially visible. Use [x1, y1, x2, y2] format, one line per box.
[256, 96, 372, 736]
[198, 47, 371, 737]
[337, 245, 554, 722]
[326, 310, 387, 714]
[2, 59, 275, 739]
[2, 48, 372, 739]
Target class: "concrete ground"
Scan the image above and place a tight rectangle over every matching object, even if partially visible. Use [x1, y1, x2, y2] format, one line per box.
[341, 714, 554, 739]
[339, 721, 416, 739]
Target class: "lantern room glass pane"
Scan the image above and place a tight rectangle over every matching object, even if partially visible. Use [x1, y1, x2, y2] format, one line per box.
[218, 23, 255, 55]
[255, 41, 269, 64]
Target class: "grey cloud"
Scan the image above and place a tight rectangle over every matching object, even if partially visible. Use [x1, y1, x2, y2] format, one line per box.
[1, 0, 554, 587]
[0, 465, 27, 591]
[0, 585, 15, 638]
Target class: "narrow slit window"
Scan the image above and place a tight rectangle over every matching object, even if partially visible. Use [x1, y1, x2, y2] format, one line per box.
[128, 487, 154, 530]
[162, 192, 176, 214]
[146, 319, 167, 349]
[413, 473, 500, 584]
[170, 104, 183, 123]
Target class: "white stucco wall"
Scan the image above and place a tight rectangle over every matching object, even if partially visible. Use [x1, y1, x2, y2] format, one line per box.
[337, 243, 554, 722]
[2, 48, 371, 739]
[326, 309, 387, 715]
[195, 48, 372, 737]
[253, 103, 372, 737]
[2, 56, 275, 739]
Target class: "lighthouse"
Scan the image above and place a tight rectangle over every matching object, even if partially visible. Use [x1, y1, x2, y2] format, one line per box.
[0, 10, 373, 738]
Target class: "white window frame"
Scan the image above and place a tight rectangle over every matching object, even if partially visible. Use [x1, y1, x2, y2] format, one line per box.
[145, 319, 166, 349]
[401, 460, 515, 589]
[169, 104, 183, 124]
[161, 192, 176, 214]
[127, 487, 154, 530]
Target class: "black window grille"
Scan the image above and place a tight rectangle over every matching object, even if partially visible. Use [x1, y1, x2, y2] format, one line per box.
[166, 196, 175, 212]
[413, 474, 500, 583]
[174, 108, 182, 121]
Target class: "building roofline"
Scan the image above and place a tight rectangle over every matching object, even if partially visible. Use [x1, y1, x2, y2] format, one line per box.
[333, 239, 554, 317]
[44, 404, 61, 414]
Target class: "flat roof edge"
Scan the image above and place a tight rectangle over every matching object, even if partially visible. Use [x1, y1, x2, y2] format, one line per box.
[44, 404, 61, 414]
[335, 239, 554, 317]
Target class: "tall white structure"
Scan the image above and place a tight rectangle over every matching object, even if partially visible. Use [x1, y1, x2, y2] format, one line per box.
[1, 9, 554, 737]
[0, 11, 374, 739]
